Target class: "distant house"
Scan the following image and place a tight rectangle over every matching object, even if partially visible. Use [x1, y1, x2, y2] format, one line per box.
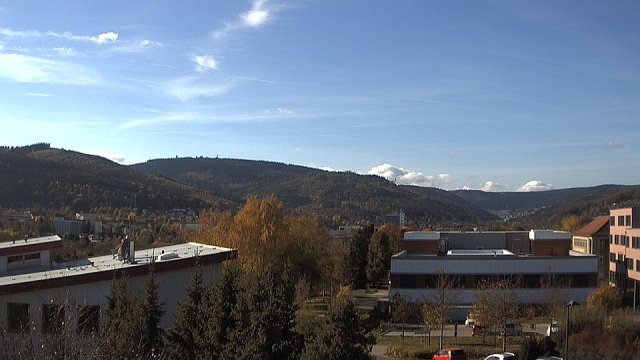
[383, 212, 405, 227]
[571, 215, 610, 284]
[0, 235, 236, 334]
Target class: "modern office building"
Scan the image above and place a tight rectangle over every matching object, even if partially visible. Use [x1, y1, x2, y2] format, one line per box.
[609, 207, 640, 305]
[391, 230, 598, 319]
[0, 235, 236, 334]
[571, 215, 610, 284]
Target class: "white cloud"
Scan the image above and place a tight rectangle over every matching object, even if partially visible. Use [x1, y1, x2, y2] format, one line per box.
[320, 166, 340, 172]
[368, 163, 452, 188]
[481, 181, 507, 192]
[242, 0, 269, 27]
[93, 31, 118, 44]
[264, 107, 294, 115]
[212, 0, 274, 39]
[163, 77, 234, 101]
[53, 47, 77, 56]
[518, 180, 553, 192]
[192, 55, 217, 72]
[0, 52, 100, 85]
[23, 92, 55, 97]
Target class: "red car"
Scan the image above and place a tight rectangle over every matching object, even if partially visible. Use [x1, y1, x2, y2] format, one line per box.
[433, 348, 468, 360]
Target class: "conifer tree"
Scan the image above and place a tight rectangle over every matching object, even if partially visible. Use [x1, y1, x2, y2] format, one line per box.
[344, 225, 374, 289]
[139, 265, 165, 355]
[168, 262, 207, 360]
[366, 231, 389, 286]
[206, 264, 243, 360]
[100, 272, 141, 359]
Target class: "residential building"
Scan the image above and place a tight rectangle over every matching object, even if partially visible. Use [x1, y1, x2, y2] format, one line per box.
[383, 212, 405, 227]
[609, 207, 640, 306]
[571, 215, 610, 284]
[0, 235, 236, 335]
[391, 230, 598, 320]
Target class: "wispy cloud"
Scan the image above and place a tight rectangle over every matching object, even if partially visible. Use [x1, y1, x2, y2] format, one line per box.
[605, 141, 624, 150]
[212, 0, 275, 39]
[368, 163, 452, 188]
[163, 76, 235, 101]
[0, 52, 101, 85]
[518, 180, 553, 192]
[192, 55, 217, 72]
[0, 28, 119, 45]
[23, 92, 56, 97]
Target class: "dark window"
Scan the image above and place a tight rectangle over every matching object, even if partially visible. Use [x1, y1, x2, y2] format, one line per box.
[610, 216, 615, 226]
[626, 215, 631, 227]
[24, 253, 40, 260]
[572, 274, 590, 288]
[7, 303, 30, 333]
[42, 304, 64, 334]
[78, 305, 100, 333]
[619, 216, 625, 226]
[399, 275, 416, 288]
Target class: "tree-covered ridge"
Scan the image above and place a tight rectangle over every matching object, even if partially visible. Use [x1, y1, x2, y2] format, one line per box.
[0, 147, 230, 211]
[134, 157, 499, 227]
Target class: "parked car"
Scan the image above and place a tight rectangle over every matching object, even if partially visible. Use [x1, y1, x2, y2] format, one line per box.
[464, 316, 475, 327]
[546, 320, 558, 336]
[433, 348, 468, 360]
[483, 352, 518, 360]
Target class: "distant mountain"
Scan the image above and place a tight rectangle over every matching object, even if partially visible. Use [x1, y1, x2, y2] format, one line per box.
[0, 146, 230, 211]
[453, 185, 640, 228]
[133, 157, 499, 226]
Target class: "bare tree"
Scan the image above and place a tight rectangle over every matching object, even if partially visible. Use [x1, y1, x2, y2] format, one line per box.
[422, 271, 462, 350]
[392, 293, 414, 347]
[472, 276, 520, 352]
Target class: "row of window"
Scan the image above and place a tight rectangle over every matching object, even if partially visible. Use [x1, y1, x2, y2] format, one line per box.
[611, 215, 633, 227]
[609, 235, 640, 249]
[7, 303, 100, 334]
[390, 273, 597, 289]
[7, 252, 41, 270]
[609, 253, 640, 272]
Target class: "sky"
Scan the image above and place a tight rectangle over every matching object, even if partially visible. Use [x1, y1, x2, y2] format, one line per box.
[1, 1, 639, 192]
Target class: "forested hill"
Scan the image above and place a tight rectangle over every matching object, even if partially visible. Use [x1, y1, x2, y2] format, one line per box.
[0, 147, 230, 211]
[134, 157, 499, 226]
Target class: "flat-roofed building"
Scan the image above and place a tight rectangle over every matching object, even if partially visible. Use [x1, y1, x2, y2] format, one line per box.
[391, 230, 597, 320]
[0, 235, 236, 334]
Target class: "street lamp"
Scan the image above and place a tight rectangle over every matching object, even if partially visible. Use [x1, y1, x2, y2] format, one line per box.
[565, 300, 579, 360]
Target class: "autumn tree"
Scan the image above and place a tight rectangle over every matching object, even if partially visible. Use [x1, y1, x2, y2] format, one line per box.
[587, 284, 622, 315]
[392, 293, 415, 344]
[560, 215, 582, 232]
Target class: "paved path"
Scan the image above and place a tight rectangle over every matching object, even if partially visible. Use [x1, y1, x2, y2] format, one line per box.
[371, 345, 390, 359]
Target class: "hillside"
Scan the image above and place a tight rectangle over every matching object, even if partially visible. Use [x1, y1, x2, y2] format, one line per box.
[0, 145, 230, 211]
[134, 157, 499, 226]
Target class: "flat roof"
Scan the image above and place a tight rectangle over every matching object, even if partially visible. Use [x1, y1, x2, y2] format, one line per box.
[0, 235, 63, 256]
[446, 249, 515, 256]
[0, 242, 236, 295]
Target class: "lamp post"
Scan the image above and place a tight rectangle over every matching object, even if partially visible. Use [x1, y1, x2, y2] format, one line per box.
[565, 300, 579, 360]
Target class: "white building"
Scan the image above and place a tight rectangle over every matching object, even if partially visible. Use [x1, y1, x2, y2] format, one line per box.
[391, 230, 598, 319]
[0, 235, 236, 334]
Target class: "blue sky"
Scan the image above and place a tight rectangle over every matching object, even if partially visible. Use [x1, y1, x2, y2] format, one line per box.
[1, 1, 639, 192]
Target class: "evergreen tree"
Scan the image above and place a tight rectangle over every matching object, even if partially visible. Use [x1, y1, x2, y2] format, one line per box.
[206, 263, 243, 360]
[100, 272, 141, 359]
[366, 231, 389, 286]
[344, 225, 374, 289]
[168, 262, 207, 360]
[302, 290, 374, 360]
[139, 265, 165, 355]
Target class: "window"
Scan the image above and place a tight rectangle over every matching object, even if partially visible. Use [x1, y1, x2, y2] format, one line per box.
[78, 305, 100, 333]
[610, 253, 616, 263]
[610, 235, 613, 244]
[637, 260, 640, 272]
[621, 236, 628, 247]
[618, 254, 625, 262]
[610, 216, 615, 226]
[599, 255, 605, 264]
[619, 215, 625, 226]
[632, 237, 640, 249]
[399, 275, 416, 288]
[614, 235, 620, 245]
[6, 252, 41, 270]
[627, 258, 634, 271]
[626, 215, 632, 227]
[42, 304, 64, 334]
[7, 303, 30, 333]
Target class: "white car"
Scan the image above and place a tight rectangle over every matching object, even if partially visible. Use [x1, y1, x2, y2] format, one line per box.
[546, 320, 558, 336]
[484, 352, 518, 360]
[464, 316, 475, 327]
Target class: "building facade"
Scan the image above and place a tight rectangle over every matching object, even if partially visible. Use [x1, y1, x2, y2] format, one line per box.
[571, 215, 610, 284]
[0, 236, 236, 335]
[391, 230, 598, 320]
[609, 207, 640, 305]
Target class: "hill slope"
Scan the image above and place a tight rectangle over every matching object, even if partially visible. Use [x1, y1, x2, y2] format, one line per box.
[134, 157, 499, 226]
[0, 145, 230, 211]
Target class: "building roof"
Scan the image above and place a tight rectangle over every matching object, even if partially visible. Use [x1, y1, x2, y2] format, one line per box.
[0, 235, 63, 256]
[575, 215, 610, 236]
[0, 242, 236, 296]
